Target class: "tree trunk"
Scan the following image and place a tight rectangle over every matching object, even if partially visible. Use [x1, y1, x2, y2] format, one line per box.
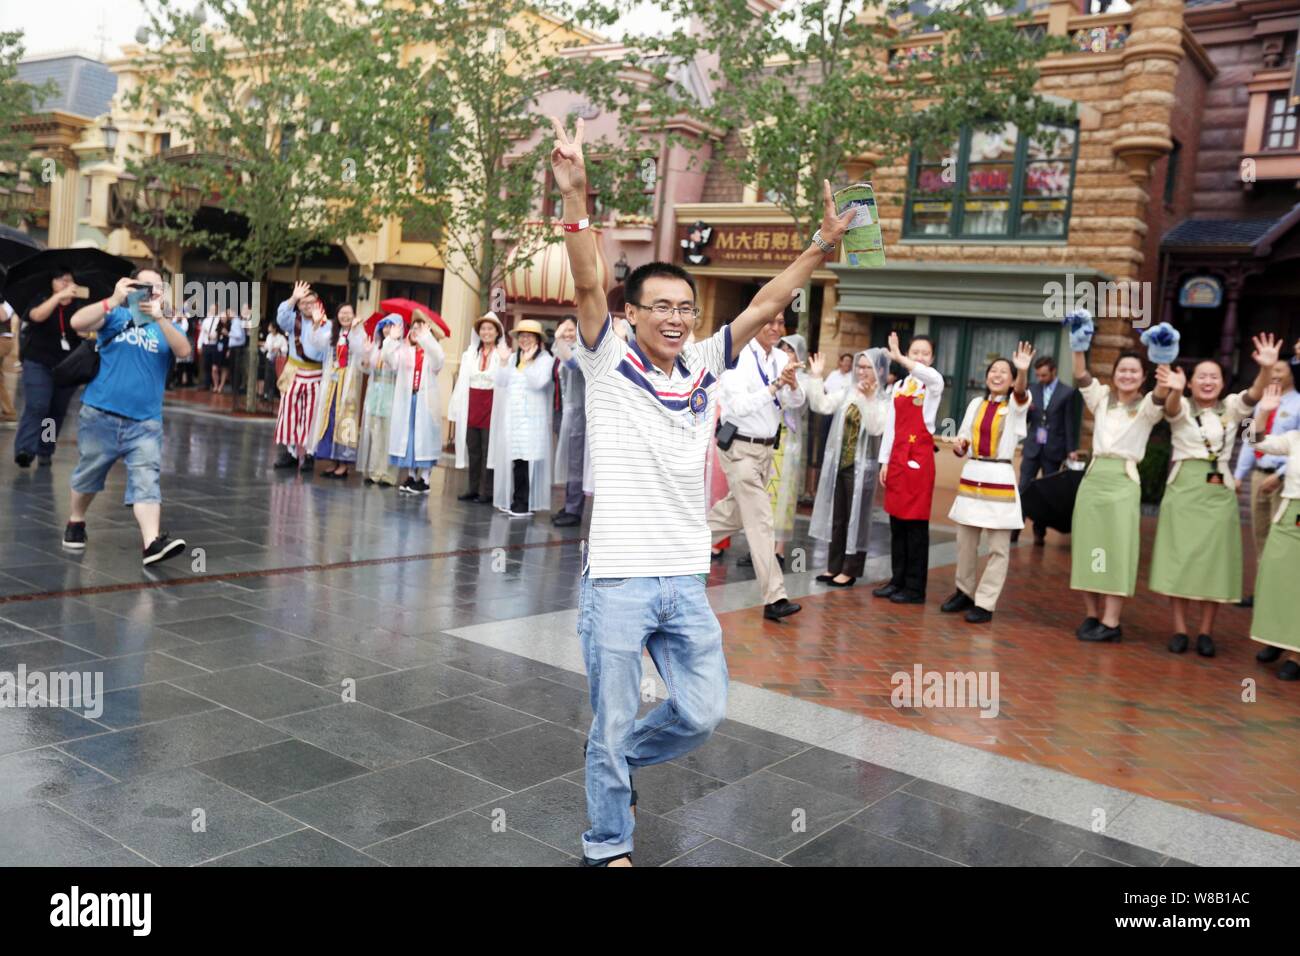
[242, 273, 265, 414]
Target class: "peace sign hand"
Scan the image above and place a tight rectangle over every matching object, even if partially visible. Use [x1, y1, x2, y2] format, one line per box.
[548, 115, 587, 197]
[818, 180, 858, 247]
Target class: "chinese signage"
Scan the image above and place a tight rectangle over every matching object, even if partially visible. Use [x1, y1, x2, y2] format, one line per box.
[676, 223, 804, 268]
[1179, 276, 1223, 309]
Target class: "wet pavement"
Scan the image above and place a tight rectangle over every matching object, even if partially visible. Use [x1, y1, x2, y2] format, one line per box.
[0, 398, 1289, 865]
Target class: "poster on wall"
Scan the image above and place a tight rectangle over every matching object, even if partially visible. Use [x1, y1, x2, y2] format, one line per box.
[1179, 276, 1223, 309]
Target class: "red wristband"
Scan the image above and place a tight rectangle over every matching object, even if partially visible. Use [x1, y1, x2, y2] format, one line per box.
[562, 218, 590, 233]
[103, 299, 112, 314]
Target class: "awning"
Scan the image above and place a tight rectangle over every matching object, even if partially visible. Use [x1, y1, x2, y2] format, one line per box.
[505, 225, 611, 305]
[831, 261, 1112, 322]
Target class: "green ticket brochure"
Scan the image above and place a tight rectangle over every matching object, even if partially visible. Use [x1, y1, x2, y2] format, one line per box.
[833, 182, 885, 268]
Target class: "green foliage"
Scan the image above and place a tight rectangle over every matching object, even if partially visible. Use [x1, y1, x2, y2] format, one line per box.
[0, 30, 58, 228]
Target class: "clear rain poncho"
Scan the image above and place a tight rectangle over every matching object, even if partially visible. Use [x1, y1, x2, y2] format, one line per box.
[809, 347, 891, 555]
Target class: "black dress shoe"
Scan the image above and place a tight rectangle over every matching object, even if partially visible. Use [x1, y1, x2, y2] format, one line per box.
[872, 583, 899, 598]
[272, 452, 297, 469]
[473, 495, 494, 504]
[828, 576, 856, 588]
[1237, 595, 1254, 609]
[815, 573, 836, 583]
[889, 591, 925, 605]
[14, 452, 33, 468]
[964, 606, 993, 624]
[1080, 624, 1122, 643]
[1278, 661, 1300, 681]
[299, 455, 315, 472]
[940, 590, 974, 613]
[457, 491, 479, 501]
[1257, 645, 1283, 664]
[552, 511, 581, 527]
[1196, 634, 1215, 658]
[763, 599, 802, 621]
[1075, 616, 1101, 639]
[1168, 633, 1189, 654]
[364, 477, 375, 486]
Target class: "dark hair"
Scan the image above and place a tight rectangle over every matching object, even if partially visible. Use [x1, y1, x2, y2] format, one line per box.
[1112, 350, 1149, 390]
[909, 334, 936, 356]
[1191, 358, 1227, 380]
[839, 352, 853, 362]
[514, 332, 550, 368]
[983, 357, 1014, 398]
[624, 261, 697, 314]
[1033, 355, 1057, 371]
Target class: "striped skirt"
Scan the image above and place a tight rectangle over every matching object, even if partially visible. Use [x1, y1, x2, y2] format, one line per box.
[274, 366, 321, 450]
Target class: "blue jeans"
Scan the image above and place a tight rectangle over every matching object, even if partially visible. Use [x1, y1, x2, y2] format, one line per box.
[15, 360, 77, 459]
[579, 572, 727, 861]
[70, 404, 164, 504]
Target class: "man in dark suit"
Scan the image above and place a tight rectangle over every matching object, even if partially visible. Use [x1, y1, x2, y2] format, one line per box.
[1016, 355, 1078, 544]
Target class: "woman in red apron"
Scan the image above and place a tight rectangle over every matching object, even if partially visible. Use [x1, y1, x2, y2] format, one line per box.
[873, 332, 943, 604]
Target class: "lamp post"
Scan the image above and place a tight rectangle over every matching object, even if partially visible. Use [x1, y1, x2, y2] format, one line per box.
[109, 170, 200, 270]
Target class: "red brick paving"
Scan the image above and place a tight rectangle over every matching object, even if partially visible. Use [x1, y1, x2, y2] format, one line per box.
[715, 517, 1300, 841]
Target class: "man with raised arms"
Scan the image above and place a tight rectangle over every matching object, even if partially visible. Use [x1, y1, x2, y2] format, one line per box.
[549, 115, 854, 866]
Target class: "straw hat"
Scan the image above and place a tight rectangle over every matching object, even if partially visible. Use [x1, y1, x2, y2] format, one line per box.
[513, 318, 545, 338]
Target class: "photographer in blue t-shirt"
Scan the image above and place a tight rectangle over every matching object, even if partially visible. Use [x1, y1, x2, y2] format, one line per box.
[62, 269, 193, 566]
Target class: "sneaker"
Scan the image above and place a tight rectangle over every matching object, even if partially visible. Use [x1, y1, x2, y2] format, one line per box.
[14, 452, 33, 468]
[62, 521, 87, 551]
[506, 509, 533, 518]
[398, 478, 417, 495]
[412, 479, 430, 495]
[143, 533, 186, 566]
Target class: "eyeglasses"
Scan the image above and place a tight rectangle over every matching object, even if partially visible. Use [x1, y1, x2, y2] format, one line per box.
[628, 302, 701, 320]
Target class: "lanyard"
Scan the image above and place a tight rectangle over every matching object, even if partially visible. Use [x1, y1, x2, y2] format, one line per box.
[752, 347, 780, 409]
[336, 337, 348, 369]
[1192, 405, 1230, 463]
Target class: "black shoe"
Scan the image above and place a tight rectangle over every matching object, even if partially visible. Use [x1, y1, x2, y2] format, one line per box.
[398, 478, 417, 495]
[940, 590, 974, 613]
[272, 451, 297, 469]
[299, 455, 315, 473]
[1278, 661, 1300, 681]
[473, 495, 494, 505]
[552, 511, 581, 527]
[815, 573, 836, 583]
[457, 491, 479, 501]
[364, 477, 375, 486]
[1257, 645, 1283, 664]
[62, 521, 87, 551]
[889, 591, 925, 605]
[872, 583, 899, 598]
[763, 599, 802, 621]
[965, 606, 993, 624]
[1168, 633, 1189, 654]
[1237, 595, 1254, 609]
[737, 554, 753, 568]
[1196, 634, 1215, 658]
[1080, 623, 1122, 643]
[828, 576, 857, 588]
[143, 533, 185, 566]
[14, 452, 32, 468]
[1075, 617, 1101, 639]
[412, 479, 430, 495]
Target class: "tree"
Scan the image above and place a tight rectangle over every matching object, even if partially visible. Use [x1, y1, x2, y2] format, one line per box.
[379, 0, 654, 316]
[0, 30, 57, 228]
[128, 0, 413, 411]
[622, 0, 1074, 334]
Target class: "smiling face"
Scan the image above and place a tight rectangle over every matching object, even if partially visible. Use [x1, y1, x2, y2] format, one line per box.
[1112, 355, 1146, 394]
[985, 358, 1013, 396]
[516, 331, 541, 351]
[337, 305, 356, 328]
[855, 353, 877, 389]
[907, 339, 934, 367]
[629, 274, 695, 367]
[758, 315, 785, 352]
[556, 319, 577, 345]
[839, 355, 853, 374]
[476, 319, 498, 346]
[1190, 361, 1224, 405]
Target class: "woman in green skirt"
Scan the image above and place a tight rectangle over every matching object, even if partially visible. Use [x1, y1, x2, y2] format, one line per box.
[1248, 383, 1300, 682]
[1149, 337, 1280, 657]
[1069, 346, 1172, 643]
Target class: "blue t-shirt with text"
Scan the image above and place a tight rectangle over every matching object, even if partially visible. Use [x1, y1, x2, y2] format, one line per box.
[82, 308, 173, 421]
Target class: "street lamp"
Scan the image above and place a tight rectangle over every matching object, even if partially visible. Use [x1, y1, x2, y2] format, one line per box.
[614, 252, 629, 283]
[116, 170, 139, 205]
[144, 178, 167, 212]
[101, 117, 119, 152]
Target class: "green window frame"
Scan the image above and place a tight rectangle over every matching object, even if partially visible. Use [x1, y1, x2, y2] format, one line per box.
[930, 317, 1063, 426]
[903, 122, 1079, 241]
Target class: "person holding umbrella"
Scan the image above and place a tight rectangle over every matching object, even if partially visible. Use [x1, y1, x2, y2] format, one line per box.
[383, 307, 449, 494]
[61, 269, 190, 565]
[271, 281, 332, 471]
[13, 269, 84, 467]
[1148, 336, 1280, 657]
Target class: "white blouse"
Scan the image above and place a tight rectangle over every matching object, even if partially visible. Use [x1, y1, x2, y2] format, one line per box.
[1253, 431, 1300, 503]
[1166, 390, 1253, 490]
[1082, 378, 1164, 462]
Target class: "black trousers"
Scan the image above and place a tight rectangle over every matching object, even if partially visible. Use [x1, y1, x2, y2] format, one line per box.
[511, 459, 530, 513]
[466, 426, 493, 498]
[828, 465, 866, 578]
[888, 515, 930, 597]
[1018, 452, 1064, 537]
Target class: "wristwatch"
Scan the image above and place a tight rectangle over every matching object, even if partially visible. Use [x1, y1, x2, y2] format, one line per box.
[811, 229, 836, 254]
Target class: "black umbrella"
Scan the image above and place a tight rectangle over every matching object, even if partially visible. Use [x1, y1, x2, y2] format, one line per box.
[1, 247, 134, 318]
[0, 224, 43, 269]
[1020, 464, 1086, 535]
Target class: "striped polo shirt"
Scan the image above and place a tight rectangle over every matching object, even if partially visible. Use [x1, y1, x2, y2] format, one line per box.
[578, 315, 735, 578]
